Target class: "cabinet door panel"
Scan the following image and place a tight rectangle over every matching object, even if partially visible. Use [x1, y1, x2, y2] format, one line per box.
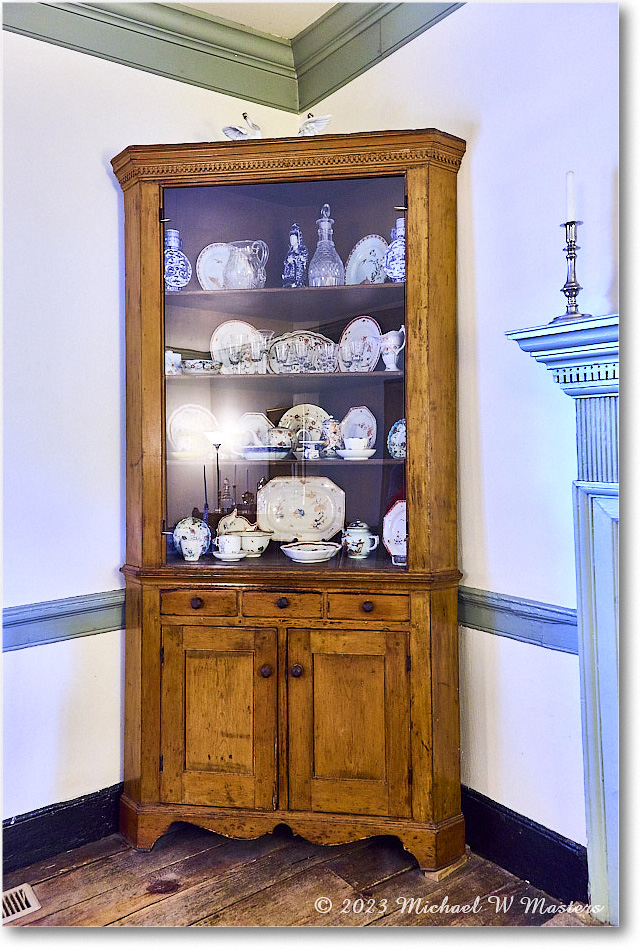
[288, 628, 411, 818]
[161, 625, 277, 810]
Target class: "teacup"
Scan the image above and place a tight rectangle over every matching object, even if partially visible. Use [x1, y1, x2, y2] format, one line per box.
[213, 534, 242, 556]
[344, 437, 369, 452]
[180, 537, 202, 561]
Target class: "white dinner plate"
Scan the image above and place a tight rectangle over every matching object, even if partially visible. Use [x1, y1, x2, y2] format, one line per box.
[345, 234, 388, 285]
[196, 242, 230, 290]
[338, 315, 382, 372]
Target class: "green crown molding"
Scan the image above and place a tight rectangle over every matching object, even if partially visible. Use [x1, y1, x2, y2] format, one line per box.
[3, 2, 463, 114]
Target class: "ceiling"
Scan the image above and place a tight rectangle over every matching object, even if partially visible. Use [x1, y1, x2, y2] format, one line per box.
[181, 3, 336, 39]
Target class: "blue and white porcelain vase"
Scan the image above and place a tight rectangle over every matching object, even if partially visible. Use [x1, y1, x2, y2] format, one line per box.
[164, 228, 192, 291]
[282, 223, 308, 287]
[308, 204, 345, 286]
[384, 216, 405, 282]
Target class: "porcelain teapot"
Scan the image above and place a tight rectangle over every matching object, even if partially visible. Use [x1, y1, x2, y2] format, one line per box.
[223, 240, 269, 289]
[380, 325, 406, 371]
[341, 521, 379, 559]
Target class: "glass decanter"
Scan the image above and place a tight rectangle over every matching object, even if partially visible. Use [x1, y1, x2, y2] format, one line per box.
[308, 204, 345, 286]
[163, 228, 192, 291]
[384, 216, 406, 282]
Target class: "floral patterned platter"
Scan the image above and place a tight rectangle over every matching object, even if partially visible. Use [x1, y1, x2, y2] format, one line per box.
[257, 476, 345, 541]
[338, 316, 382, 372]
[279, 404, 331, 441]
[196, 242, 230, 290]
[345, 235, 388, 285]
[382, 499, 407, 565]
[387, 418, 406, 459]
[166, 404, 218, 457]
[340, 406, 377, 448]
[209, 320, 261, 374]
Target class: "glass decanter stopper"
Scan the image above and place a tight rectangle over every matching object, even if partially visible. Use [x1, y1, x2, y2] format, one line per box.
[308, 204, 345, 286]
[164, 228, 192, 291]
[282, 223, 309, 287]
[384, 216, 406, 283]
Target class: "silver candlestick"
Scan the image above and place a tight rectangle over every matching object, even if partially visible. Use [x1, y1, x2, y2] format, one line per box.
[553, 220, 592, 322]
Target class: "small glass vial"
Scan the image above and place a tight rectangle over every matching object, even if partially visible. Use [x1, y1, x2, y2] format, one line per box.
[308, 204, 345, 287]
[164, 229, 192, 291]
[384, 216, 406, 282]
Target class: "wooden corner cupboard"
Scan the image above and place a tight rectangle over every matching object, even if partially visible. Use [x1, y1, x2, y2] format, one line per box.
[111, 128, 467, 870]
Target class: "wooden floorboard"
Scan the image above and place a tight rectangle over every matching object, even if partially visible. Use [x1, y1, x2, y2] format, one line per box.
[4, 823, 605, 928]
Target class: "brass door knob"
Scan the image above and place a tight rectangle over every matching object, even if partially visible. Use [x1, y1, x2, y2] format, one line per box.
[290, 664, 303, 678]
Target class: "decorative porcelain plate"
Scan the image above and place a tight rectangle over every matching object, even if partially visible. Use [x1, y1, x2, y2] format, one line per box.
[280, 541, 342, 563]
[266, 331, 335, 374]
[387, 418, 406, 459]
[257, 476, 345, 541]
[238, 412, 274, 446]
[345, 235, 388, 285]
[196, 242, 230, 290]
[166, 404, 218, 456]
[209, 320, 261, 374]
[172, 517, 211, 556]
[338, 316, 382, 372]
[217, 508, 253, 535]
[383, 499, 407, 564]
[279, 404, 330, 441]
[340, 406, 377, 448]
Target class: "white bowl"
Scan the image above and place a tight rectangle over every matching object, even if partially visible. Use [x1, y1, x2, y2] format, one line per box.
[335, 448, 376, 460]
[241, 445, 291, 461]
[280, 541, 342, 563]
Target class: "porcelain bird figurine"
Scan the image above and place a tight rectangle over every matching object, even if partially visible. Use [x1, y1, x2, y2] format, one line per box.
[298, 113, 332, 136]
[222, 112, 262, 140]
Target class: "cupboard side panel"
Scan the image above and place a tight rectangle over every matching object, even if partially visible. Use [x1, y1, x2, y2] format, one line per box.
[123, 184, 143, 568]
[139, 182, 164, 567]
[409, 591, 434, 821]
[425, 162, 459, 573]
[140, 585, 163, 801]
[123, 580, 142, 801]
[430, 587, 462, 821]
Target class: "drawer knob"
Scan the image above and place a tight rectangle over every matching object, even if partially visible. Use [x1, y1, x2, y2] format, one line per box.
[276, 596, 289, 609]
[260, 664, 273, 678]
[362, 600, 374, 613]
[190, 597, 204, 610]
[290, 664, 303, 678]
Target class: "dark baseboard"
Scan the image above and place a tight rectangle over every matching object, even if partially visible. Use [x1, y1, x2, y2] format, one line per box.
[2, 783, 123, 876]
[461, 785, 589, 905]
[4, 782, 588, 905]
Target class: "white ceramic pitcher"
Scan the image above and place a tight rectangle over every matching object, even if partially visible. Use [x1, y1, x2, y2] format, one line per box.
[380, 325, 406, 370]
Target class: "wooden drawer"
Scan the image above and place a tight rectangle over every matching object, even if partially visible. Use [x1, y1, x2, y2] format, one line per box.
[242, 590, 323, 619]
[160, 589, 238, 617]
[326, 593, 410, 622]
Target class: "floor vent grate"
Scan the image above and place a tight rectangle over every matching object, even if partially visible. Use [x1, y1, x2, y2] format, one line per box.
[2, 884, 41, 923]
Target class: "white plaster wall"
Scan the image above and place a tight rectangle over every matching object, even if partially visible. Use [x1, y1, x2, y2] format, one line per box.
[314, 1, 618, 609]
[2, 32, 296, 608]
[2, 632, 125, 819]
[459, 627, 586, 844]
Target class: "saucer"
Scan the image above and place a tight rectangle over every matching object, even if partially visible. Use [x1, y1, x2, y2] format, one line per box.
[212, 551, 247, 561]
[335, 448, 376, 460]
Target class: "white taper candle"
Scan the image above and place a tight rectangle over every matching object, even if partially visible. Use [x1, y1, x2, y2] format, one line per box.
[566, 171, 576, 222]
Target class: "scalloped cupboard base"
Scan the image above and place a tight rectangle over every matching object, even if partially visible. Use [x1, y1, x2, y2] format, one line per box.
[119, 796, 465, 871]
